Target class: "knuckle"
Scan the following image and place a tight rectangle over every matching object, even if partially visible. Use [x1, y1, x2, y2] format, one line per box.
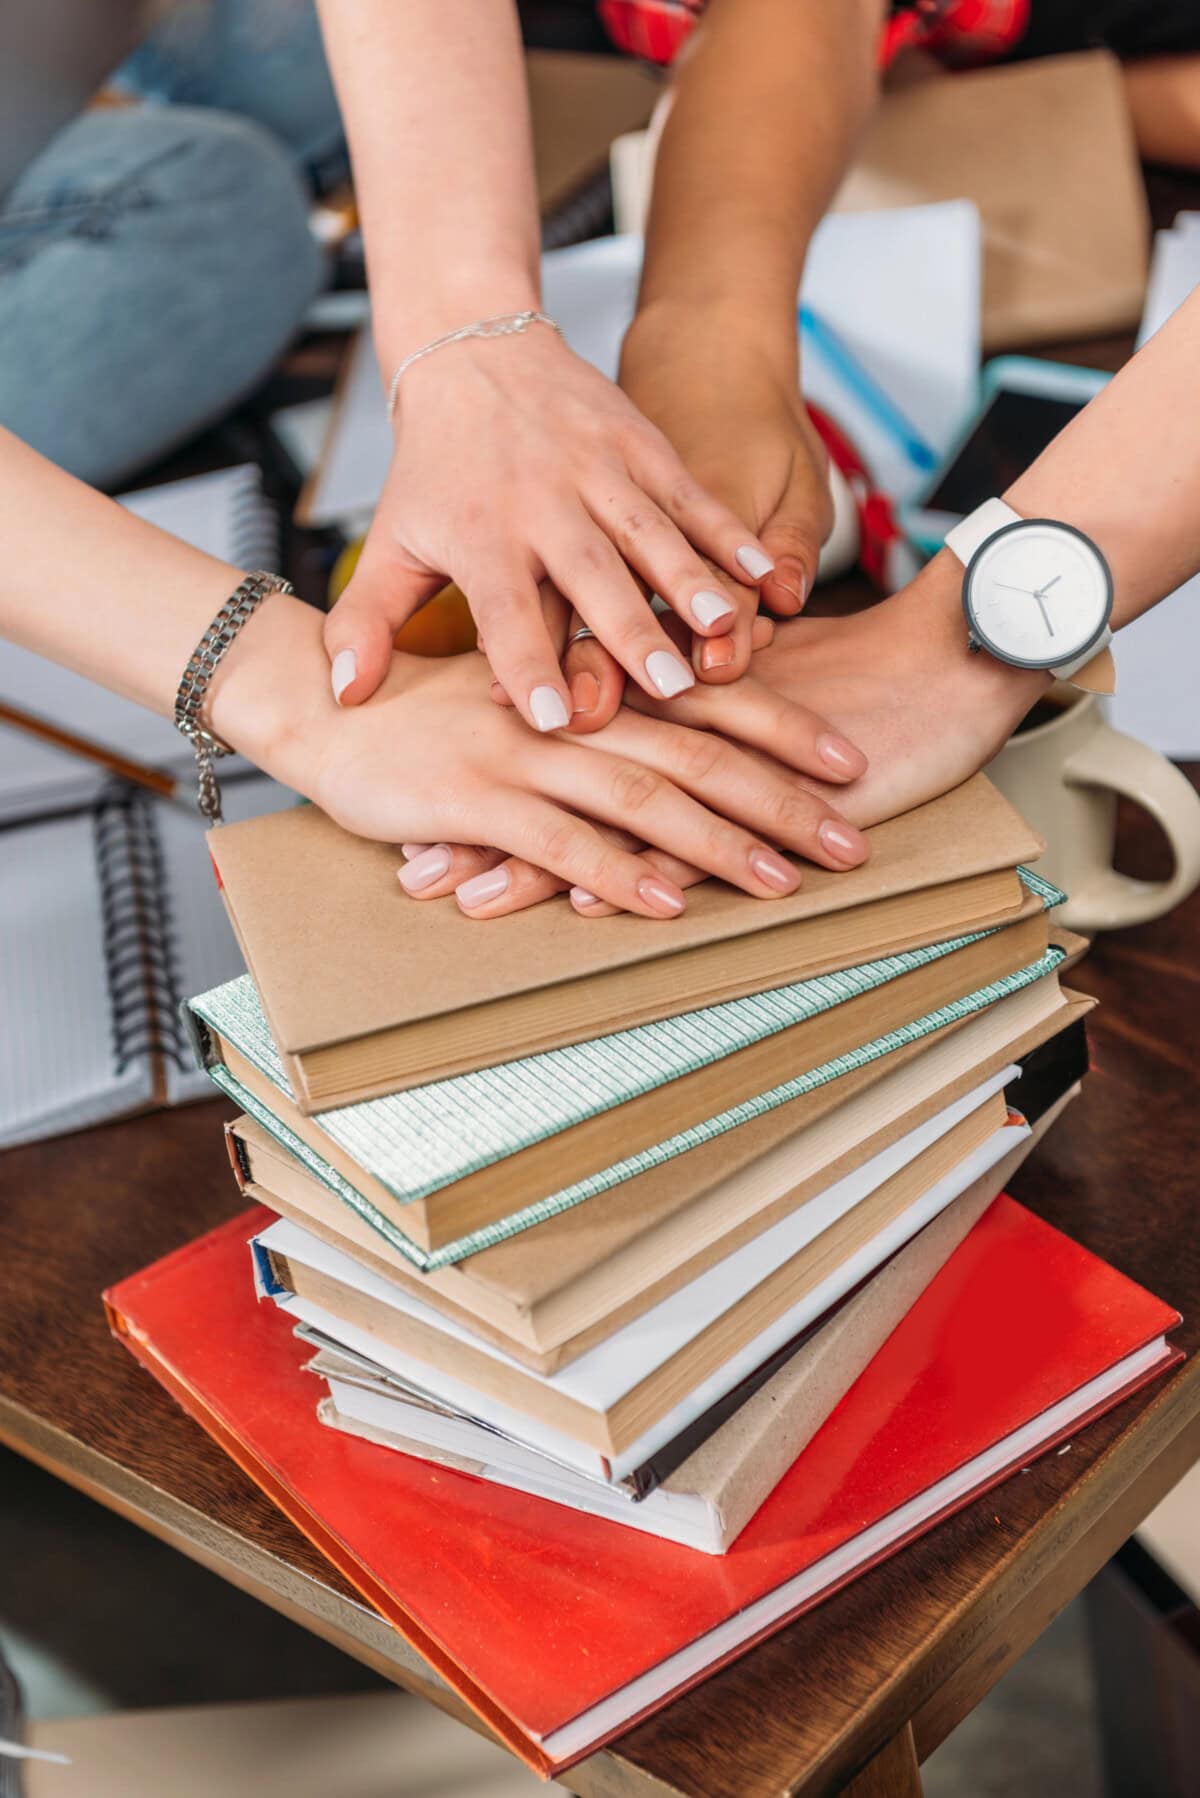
[530, 816, 582, 869]
[666, 474, 705, 517]
[610, 762, 662, 816]
[616, 507, 659, 546]
[670, 730, 724, 784]
[767, 786, 819, 842]
[567, 538, 612, 579]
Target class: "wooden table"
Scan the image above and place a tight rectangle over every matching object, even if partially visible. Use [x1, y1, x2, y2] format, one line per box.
[6, 157, 1200, 1789]
[2, 773, 1197, 1797]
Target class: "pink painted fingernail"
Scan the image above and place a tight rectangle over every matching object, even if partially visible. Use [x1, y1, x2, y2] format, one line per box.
[457, 867, 511, 908]
[637, 875, 685, 916]
[400, 843, 430, 860]
[819, 819, 869, 865]
[749, 846, 800, 892]
[570, 886, 599, 907]
[398, 845, 451, 892]
[691, 589, 736, 629]
[331, 648, 357, 703]
[817, 734, 867, 777]
[646, 650, 695, 698]
[736, 545, 775, 581]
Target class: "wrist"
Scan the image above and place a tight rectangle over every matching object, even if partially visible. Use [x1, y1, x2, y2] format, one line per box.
[374, 261, 541, 373]
[623, 294, 799, 390]
[894, 549, 1051, 726]
[205, 589, 334, 794]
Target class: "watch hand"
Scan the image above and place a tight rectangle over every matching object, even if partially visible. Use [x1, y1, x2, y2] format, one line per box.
[1033, 575, 1062, 600]
[1035, 593, 1055, 638]
[994, 581, 1038, 596]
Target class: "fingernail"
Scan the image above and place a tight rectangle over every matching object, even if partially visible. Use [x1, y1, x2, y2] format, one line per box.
[457, 866, 511, 908]
[701, 636, 736, 671]
[530, 685, 570, 732]
[691, 589, 736, 629]
[749, 846, 800, 892]
[817, 733, 867, 777]
[331, 648, 357, 703]
[571, 671, 600, 716]
[398, 845, 451, 892]
[637, 875, 685, 916]
[646, 650, 695, 698]
[400, 843, 430, 860]
[736, 545, 775, 581]
[819, 818, 869, 865]
[570, 886, 599, 907]
[773, 561, 809, 608]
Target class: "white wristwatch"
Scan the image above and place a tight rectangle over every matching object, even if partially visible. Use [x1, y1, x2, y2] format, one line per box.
[945, 498, 1113, 684]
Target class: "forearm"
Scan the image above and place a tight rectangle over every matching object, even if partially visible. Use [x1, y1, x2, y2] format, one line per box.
[0, 428, 327, 780]
[314, 0, 541, 367]
[1005, 290, 1200, 627]
[636, 0, 883, 352]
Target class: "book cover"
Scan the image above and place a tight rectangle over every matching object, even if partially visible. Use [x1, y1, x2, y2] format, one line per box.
[206, 774, 1044, 1107]
[106, 1195, 1179, 1776]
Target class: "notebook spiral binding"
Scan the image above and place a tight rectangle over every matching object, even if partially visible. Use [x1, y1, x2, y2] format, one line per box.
[94, 791, 190, 1075]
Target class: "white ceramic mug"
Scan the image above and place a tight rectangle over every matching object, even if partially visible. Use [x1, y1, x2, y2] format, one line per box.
[986, 686, 1200, 933]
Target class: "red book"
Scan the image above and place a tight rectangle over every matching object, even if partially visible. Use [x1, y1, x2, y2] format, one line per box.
[105, 1197, 1179, 1777]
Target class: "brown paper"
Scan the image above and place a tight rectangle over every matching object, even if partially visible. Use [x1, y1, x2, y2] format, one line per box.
[208, 774, 1042, 1109]
[833, 50, 1149, 350]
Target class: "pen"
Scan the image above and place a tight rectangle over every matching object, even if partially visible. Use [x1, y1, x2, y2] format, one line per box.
[799, 303, 937, 473]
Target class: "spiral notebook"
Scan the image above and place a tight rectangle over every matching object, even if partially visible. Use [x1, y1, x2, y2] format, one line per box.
[0, 464, 279, 827]
[0, 776, 294, 1149]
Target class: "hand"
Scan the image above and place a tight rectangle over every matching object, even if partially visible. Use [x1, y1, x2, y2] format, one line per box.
[563, 301, 833, 728]
[322, 326, 776, 731]
[427, 555, 1046, 918]
[223, 595, 870, 919]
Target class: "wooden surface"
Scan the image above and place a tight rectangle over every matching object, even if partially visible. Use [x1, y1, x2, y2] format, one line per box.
[1, 776, 1197, 1797]
[4, 166, 1200, 1796]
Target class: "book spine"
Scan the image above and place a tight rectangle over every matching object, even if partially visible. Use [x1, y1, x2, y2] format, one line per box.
[230, 466, 282, 572]
[94, 793, 190, 1079]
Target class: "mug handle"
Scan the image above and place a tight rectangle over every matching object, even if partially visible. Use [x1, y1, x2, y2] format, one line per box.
[1061, 725, 1200, 931]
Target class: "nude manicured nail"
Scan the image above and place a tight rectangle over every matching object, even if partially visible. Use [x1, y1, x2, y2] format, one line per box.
[691, 589, 736, 629]
[400, 843, 430, 860]
[646, 650, 695, 698]
[749, 846, 800, 892]
[773, 561, 809, 608]
[819, 818, 869, 864]
[571, 672, 600, 716]
[701, 636, 736, 671]
[570, 886, 599, 908]
[457, 867, 511, 908]
[736, 545, 775, 581]
[530, 685, 570, 732]
[637, 875, 685, 916]
[398, 845, 451, 892]
[330, 648, 357, 703]
[817, 733, 866, 777]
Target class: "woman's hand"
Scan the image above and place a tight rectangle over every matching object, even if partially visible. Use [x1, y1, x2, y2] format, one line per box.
[562, 303, 834, 727]
[226, 596, 870, 919]
[425, 556, 1044, 919]
[322, 327, 778, 730]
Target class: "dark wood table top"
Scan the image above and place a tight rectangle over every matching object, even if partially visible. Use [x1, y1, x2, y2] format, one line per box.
[2, 773, 1198, 1798]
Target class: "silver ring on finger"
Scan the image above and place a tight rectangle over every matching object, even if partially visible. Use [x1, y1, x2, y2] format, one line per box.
[566, 625, 597, 648]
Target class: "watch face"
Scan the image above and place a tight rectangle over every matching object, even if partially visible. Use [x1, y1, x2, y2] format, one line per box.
[963, 520, 1112, 669]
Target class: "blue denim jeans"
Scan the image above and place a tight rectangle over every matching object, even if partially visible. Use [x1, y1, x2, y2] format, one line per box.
[0, 2, 342, 488]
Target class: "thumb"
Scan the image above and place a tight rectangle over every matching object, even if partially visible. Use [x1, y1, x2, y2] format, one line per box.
[758, 457, 833, 618]
[323, 545, 442, 705]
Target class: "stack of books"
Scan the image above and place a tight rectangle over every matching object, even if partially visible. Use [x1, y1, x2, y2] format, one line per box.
[107, 773, 1180, 1778]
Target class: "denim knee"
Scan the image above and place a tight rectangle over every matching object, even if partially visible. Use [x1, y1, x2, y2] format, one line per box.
[0, 106, 326, 487]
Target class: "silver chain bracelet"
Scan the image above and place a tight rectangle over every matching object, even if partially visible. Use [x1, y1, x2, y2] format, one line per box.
[385, 310, 563, 420]
[174, 571, 293, 825]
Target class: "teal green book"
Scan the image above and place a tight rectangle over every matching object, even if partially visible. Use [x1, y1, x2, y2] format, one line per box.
[188, 869, 1063, 1270]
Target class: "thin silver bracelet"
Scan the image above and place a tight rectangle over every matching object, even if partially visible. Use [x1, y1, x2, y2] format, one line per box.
[385, 310, 563, 420]
[174, 571, 294, 825]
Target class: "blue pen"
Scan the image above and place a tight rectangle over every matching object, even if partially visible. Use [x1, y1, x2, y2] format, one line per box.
[799, 303, 937, 473]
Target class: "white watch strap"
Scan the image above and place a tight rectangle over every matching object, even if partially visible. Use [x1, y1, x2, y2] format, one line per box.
[944, 497, 1020, 566]
[1050, 627, 1113, 681]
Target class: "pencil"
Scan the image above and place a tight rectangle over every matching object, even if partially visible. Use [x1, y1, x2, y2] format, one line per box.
[0, 700, 181, 803]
